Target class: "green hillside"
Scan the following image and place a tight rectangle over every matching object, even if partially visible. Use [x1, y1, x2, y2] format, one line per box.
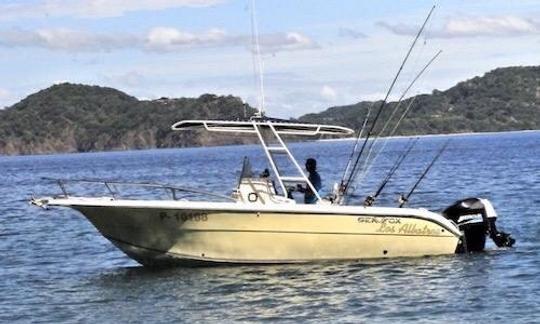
[0, 65, 538, 155]
[299, 66, 540, 135]
[0, 83, 256, 155]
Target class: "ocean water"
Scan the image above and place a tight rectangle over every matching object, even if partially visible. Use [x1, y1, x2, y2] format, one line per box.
[1, 131, 539, 323]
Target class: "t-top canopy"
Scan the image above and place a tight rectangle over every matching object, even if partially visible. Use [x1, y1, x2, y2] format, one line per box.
[171, 119, 354, 136]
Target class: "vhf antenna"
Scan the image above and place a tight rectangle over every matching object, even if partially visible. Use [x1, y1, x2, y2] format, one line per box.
[250, 0, 265, 118]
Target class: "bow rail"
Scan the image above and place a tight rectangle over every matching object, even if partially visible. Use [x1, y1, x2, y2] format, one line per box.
[40, 177, 235, 202]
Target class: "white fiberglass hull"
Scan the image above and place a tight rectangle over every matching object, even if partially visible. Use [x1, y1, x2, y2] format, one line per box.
[39, 197, 462, 266]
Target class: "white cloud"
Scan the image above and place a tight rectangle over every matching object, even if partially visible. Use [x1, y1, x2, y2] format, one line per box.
[0, 27, 318, 54]
[338, 27, 367, 40]
[145, 27, 241, 51]
[378, 15, 540, 38]
[258, 32, 319, 54]
[0, 88, 9, 99]
[0, 28, 138, 51]
[320, 85, 337, 101]
[0, 0, 224, 20]
[445, 16, 538, 36]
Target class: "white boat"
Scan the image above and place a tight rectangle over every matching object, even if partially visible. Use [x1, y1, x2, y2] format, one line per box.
[30, 4, 514, 266]
[30, 117, 514, 266]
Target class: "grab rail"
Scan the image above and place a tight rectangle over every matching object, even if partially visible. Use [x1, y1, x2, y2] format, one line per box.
[41, 177, 236, 202]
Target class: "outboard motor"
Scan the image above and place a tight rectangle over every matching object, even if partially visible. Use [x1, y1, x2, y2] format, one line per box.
[443, 198, 515, 253]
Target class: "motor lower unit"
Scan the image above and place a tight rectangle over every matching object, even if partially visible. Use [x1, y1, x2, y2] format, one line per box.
[443, 198, 515, 253]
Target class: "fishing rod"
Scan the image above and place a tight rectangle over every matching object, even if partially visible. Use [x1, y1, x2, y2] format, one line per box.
[340, 5, 436, 200]
[356, 96, 418, 183]
[340, 104, 373, 189]
[373, 50, 442, 140]
[399, 140, 450, 208]
[388, 95, 417, 137]
[364, 137, 418, 206]
[354, 50, 442, 185]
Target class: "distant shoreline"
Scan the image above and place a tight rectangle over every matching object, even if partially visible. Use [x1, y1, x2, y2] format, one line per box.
[1, 129, 539, 158]
[317, 129, 540, 142]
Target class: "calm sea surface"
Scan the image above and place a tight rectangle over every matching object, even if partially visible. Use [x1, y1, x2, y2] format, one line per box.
[1, 131, 539, 323]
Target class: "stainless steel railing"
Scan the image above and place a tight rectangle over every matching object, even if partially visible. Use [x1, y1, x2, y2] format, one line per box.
[41, 177, 235, 202]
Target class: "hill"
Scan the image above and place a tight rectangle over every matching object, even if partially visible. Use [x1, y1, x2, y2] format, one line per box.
[0, 65, 539, 155]
[0, 84, 257, 155]
[299, 66, 540, 135]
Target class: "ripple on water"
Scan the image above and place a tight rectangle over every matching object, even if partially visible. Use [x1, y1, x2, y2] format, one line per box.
[1, 132, 540, 322]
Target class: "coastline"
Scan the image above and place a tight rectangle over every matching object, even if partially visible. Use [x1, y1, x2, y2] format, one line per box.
[316, 129, 540, 142]
[1, 129, 539, 158]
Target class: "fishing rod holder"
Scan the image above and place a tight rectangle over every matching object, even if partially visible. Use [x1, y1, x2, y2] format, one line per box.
[364, 195, 375, 207]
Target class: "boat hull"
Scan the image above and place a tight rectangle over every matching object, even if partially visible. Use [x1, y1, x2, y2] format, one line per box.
[73, 205, 461, 266]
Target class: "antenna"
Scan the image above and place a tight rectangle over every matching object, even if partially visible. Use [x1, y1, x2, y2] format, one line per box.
[250, 0, 265, 118]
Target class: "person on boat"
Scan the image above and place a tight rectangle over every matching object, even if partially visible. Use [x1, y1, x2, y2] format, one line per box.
[297, 158, 322, 204]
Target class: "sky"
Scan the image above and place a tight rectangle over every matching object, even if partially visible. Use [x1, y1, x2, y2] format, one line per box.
[0, 0, 539, 118]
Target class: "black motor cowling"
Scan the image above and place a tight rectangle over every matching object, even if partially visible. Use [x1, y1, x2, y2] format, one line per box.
[443, 198, 515, 253]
